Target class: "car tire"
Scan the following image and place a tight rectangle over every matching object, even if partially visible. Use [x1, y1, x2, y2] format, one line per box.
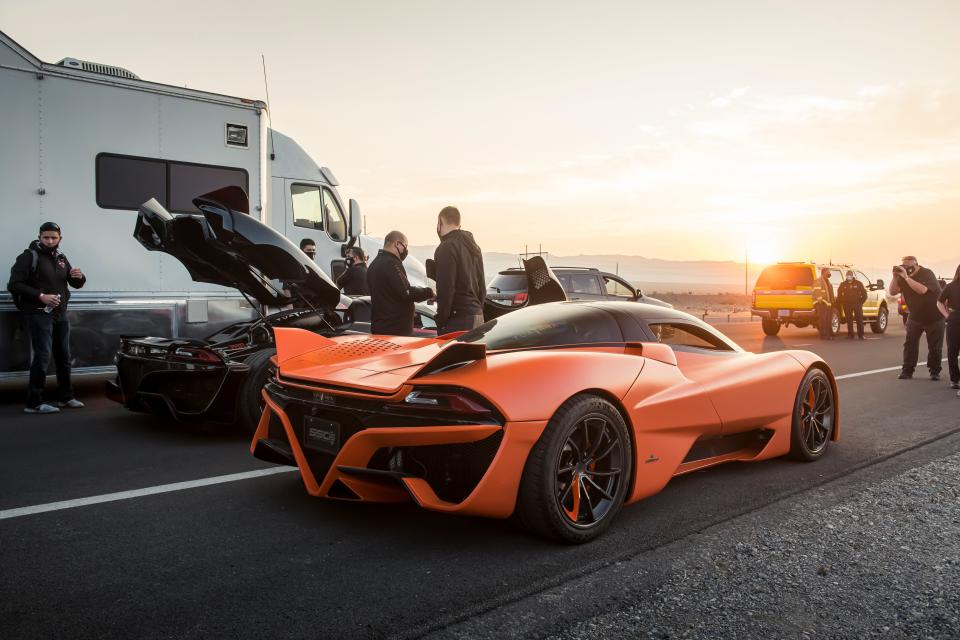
[829, 308, 842, 336]
[870, 305, 888, 334]
[788, 368, 835, 462]
[237, 348, 276, 435]
[516, 394, 633, 543]
[761, 318, 780, 336]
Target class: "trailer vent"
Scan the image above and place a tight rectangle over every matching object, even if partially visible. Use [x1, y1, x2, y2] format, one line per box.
[56, 57, 140, 80]
[225, 123, 249, 148]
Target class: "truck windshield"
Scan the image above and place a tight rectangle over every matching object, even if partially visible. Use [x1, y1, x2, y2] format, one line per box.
[755, 265, 814, 289]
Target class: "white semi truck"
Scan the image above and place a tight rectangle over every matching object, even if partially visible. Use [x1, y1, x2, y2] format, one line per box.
[0, 30, 425, 378]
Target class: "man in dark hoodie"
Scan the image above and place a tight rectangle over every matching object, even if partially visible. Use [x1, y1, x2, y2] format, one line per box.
[7, 222, 87, 413]
[336, 246, 370, 296]
[433, 206, 486, 334]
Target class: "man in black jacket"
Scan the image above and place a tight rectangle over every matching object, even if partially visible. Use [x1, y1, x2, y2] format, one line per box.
[366, 231, 433, 336]
[890, 255, 944, 380]
[433, 206, 486, 334]
[7, 222, 87, 413]
[837, 270, 868, 339]
[336, 246, 369, 296]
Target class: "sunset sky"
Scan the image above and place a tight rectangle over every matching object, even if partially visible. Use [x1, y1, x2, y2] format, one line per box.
[3, 0, 959, 274]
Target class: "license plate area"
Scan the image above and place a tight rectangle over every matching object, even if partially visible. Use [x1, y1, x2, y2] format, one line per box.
[778, 310, 790, 318]
[303, 416, 340, 454]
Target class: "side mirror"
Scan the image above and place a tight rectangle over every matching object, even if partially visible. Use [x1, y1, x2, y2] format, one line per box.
[348, 199, 362, 238]
[876, 279, 884, 289]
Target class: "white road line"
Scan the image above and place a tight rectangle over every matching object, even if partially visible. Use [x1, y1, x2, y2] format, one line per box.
[0, 467, 297, 521]
[1, 357, 955, 521]
[835, 358, 948, 381]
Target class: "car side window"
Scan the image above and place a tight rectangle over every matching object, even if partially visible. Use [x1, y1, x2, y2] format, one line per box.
[566, 274, 603, 295]
[648, 322, 733, 352]
[322, 188, 347, 241]
[291, 184, 323, 230]
[417, 312, 437, 330]
[855, 271, 871, 288]
[603, 276, 635, 298]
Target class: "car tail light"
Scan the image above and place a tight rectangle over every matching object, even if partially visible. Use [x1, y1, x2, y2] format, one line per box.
[512, 292, 528, 305]
[388, 387, 496, 416]
[172, 347, 220, 363]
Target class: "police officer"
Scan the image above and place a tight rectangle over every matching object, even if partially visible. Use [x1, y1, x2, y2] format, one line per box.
[816, 267, 836, 340]
[837, 270, 868, 339]
[336, 246, 369, 296]
[366, 231, 433, 336]
[7, 222, 86, 414]
[433, 206, 486, 334]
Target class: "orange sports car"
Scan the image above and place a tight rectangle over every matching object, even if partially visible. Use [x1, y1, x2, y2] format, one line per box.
[252, 290, 838, 543]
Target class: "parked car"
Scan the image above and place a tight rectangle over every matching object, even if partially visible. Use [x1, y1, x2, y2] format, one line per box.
[487, 266, 672, 308]
[253, 300, 836, 543]
[751, 262, 889, 337]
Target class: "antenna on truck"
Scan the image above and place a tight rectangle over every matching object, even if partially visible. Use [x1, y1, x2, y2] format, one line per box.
[261, 54, 276, 160]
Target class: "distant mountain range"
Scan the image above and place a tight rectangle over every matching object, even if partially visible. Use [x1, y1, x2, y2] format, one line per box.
[409, 246, 754, 294]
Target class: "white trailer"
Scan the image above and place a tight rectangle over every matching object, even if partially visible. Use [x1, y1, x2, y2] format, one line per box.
[0, 30, 427, 378]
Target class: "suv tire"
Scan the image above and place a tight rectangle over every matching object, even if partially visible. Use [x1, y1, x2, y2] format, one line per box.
[761, 318, 780, 336]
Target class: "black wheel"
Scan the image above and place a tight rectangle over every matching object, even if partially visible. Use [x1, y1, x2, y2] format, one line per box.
[789, 368, 835, 461]
[516, 395, 632, 543]
[761, 318, 780, 336]
[237, 348, 276, 435]
[829, 308, 841, 336]
[870, 305, 888, 334]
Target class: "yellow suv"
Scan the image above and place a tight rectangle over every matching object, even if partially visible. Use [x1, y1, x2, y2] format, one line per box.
[751, 262, 889, 337]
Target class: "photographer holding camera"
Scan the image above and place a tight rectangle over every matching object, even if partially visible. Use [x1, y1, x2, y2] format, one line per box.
[889, 256, 943, 380]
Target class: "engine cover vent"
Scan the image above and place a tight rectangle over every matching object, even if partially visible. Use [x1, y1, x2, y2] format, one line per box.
[56, 57, 140, 80]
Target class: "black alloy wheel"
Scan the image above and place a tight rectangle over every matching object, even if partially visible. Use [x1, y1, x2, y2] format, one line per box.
[516, 394, 632, 543]
[789, 368, 835, 461]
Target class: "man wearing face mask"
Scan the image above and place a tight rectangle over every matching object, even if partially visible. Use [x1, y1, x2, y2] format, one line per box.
[816, 267, 837, 340]
[433, 206, 486, 334]
[336, 246, 369, 296]
[7, 222, 86, 414]
[889, 256, 943, 380]
[366, 231, 434, 336]
[836, 270, 868, 340]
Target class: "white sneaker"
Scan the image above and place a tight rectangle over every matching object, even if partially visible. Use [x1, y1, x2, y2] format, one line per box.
[25, 403, 60, 414]
[58, 399, 85, 409]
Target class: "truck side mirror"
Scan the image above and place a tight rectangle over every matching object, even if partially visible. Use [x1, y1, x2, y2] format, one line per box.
[348, 199, 362, 238]
[876, 279, 884, 289]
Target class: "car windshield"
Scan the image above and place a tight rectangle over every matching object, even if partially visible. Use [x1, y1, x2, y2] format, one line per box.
[457, 303, 622, 350]
[488, 273, 527, 292]
[755, 265, 814, 289]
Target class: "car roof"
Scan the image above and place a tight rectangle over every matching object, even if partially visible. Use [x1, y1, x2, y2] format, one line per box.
[496, 266, 608, 275]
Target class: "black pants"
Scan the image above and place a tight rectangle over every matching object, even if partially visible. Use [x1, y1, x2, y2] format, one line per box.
[26, 312, 73, 408]
[843, 304, 864, 337]
[439, 312, 484, 335]
[947, 314, 960, 384]
[902, 317, 944, 376]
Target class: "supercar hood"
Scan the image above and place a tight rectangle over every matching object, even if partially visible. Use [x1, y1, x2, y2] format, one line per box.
[134, 187, 340, 309]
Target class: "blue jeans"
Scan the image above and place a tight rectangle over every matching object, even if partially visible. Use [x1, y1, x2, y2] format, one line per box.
[26, 312, 73, 408]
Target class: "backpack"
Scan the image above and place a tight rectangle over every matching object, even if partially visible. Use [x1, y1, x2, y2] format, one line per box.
[8, 248, 40, 311]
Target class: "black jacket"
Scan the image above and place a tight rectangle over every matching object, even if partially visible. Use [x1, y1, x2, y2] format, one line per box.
[7, 241, 86, 315]
[366, 250, 432, 336]
[433, 229, 485, 328]
[836, 280, 867, 307]
[337, 263, 369, 296]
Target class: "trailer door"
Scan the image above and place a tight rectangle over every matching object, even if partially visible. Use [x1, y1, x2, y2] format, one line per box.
[284, 179, 348, 278]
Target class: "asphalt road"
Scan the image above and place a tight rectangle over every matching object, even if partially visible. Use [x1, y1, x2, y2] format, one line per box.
[2, 319, 958, 640]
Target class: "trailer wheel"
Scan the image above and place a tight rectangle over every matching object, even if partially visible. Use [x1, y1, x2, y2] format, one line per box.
[237, 348, 276, 435]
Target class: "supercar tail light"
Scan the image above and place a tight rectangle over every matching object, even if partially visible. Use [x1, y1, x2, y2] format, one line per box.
[389, 387, 497, 417]
[172, 347, 221, 363]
